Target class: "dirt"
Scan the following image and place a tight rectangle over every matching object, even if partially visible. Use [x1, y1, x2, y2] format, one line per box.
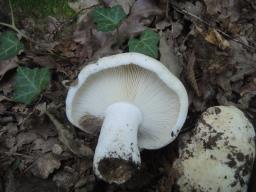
[0, 0, 256, 191]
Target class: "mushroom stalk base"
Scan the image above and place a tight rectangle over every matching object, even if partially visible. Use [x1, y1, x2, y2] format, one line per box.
[93, 102, 143, 184]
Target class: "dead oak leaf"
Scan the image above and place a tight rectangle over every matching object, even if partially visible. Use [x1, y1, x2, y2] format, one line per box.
[31, 153, 61, 179]
[196, 26, 230, 50]
[103, 0, 135, 14]
[119, 0, 163, 37]
[186, 51, 201, 97]
[159, 31, 182, 77]
[68, 0, 99, 13]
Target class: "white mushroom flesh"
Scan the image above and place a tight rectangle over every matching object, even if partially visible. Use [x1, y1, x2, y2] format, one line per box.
[173, 106, 255, 192]
[70, 65, 180, 149]
[66, 53, 189, 184]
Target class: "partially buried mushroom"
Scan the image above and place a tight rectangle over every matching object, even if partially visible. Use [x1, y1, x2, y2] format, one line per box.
[173, 106, 255, 192]
[66, 52, 188, 184]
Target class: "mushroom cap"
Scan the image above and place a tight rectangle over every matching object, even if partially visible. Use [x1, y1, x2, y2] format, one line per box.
[173, 106, 255, 192]
[66, 53, 188, 149]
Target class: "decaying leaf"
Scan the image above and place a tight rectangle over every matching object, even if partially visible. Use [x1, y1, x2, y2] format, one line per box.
[159, 31, 182, 77]
[186, 51, 201, 96]
[119, 0, 163, 37]
[31, 153, 61, 179]
[68, 0, 99, 13]
[46, 111, 93, 157]
[103, 0, 135, 14]
[26, 53, 58, 69]
[16, 132, 38, 149]
[203, 0, 240, 22]
[196, 26, 230, 50]
[240, 77, 256, 96]
[32, 138, 59, 153]
[53, 169, 78, 189]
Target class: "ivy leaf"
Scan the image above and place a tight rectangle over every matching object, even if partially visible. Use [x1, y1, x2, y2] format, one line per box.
[91, 5, 126, 32]
[14, 67, 50, 105]
[0, 31, 24, 61]
[128, 29, 160, 58]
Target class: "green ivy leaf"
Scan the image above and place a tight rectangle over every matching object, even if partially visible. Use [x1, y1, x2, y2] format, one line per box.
[128, 29, 160, 58]
[0, 31, 24, 61]
[91, 5, 126, 32]
[14, 67, 50, 105]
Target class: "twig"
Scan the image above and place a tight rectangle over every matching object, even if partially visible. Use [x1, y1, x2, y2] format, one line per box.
[170, 3, 256, 50]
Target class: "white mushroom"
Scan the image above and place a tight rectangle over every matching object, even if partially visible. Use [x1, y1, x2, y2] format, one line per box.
[66, 52, 188, 184]
[173, 106, 255, 192]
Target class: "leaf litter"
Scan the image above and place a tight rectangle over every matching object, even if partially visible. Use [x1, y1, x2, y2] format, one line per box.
[0, 0, 256, 191]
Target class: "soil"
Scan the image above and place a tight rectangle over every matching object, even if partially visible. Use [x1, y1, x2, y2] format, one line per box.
[0, 0, 256, 192]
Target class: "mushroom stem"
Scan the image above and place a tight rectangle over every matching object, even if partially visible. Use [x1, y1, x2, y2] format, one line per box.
[93, 102, 143, 184]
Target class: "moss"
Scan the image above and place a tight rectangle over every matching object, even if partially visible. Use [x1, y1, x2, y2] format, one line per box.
[11, 0, 75, 18]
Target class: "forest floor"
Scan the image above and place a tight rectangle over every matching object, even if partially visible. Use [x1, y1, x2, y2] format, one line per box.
[0, 0, 256, 191]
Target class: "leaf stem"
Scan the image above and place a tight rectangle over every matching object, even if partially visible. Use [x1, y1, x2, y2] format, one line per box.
[8, 0, 15, 27]
[0, 22, 33, 42]
[0, 0, 34, 42]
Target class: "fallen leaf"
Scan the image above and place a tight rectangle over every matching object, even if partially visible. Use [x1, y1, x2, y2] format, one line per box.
[16, 132, 38, 148]
[103, 0, 135, 14]
[46, 112, 93, 157]
[53, 169, 78, 189]
[14, 67, 51, 105]
[90, 5, 127, 32]
[186, 51, 201, 96]
[196, 26, 230, 50]
[171, 22, 183, 38]
[119, 0, 163, 37]
[32, 138, 59, 153]
[159, 31, 182, 77]
[155, 20, 172, 31]
[229, 41, 256, 82]
[128, 29, 160, 58]
[68, 0, 99, 13]
[31, 153, 61, 179]
[240, 77, 256, 96]
[0, 57, 18, 80]
[203, 0, 240, 22]
[26, 53, 57, 69]
[0, 31, 24, 61]
[178, 1, 203, 17]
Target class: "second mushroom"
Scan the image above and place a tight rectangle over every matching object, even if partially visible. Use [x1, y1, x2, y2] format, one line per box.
[66, 53, 188, 184]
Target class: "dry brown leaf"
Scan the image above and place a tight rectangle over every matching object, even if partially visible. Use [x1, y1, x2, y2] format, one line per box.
[186, 51, 201, 96]
[26, 53, 58, 69]
[196, 26, 230, 49]
[46, 112, 93, 157]
[229, 41, 256, 82]
[53, 169, 78, 189]
[103, 0, 135, 14]
[32, 138, 59, 153]
[119, 0, 163, 37]
[31, 153, 61, 179]
[16, 132, 38, 148]
[68, 0, 98, 13]
[159, 31, 182, 77]
[240, 77, 256, 96]
[203, 0, 240, 22]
